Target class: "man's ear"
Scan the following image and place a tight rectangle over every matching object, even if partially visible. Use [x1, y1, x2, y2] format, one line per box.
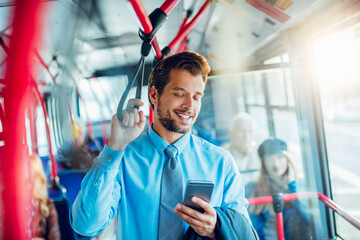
[149, 86, 158, 106]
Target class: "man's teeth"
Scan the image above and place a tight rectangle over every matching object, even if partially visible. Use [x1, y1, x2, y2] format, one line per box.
[177, 113, 191, 119]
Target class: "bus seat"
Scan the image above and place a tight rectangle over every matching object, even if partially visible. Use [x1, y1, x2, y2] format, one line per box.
[50, 187, 90, 240]
[57, 169, 87, 207]
[53, 196, 77, 240]
[40, 156, 50, 176]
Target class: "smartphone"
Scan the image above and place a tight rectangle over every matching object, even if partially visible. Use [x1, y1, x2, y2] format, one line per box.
[183, 180, 215, 213]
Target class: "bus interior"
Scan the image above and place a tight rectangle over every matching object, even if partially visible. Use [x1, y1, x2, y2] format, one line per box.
[0, 0, 360, 239]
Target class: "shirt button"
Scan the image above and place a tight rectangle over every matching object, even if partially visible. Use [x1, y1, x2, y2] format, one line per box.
[94, 182, 98, 186]
[160, 148, 163, 151]
[107, 157, 111, 162]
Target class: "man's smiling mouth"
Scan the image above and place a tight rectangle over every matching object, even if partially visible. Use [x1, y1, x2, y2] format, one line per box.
[175, 111, 193, 121]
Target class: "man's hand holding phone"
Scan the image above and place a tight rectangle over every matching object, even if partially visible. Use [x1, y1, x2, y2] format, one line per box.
[174, 181, 216, 239]
[174, 197, 217, 239]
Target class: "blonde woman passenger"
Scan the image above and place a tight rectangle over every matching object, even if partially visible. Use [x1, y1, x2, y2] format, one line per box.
[247, 138, 312, 240]
[30, 154, 60, 240]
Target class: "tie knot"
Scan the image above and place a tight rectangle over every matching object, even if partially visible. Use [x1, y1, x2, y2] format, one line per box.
[165, 145, 178, 159]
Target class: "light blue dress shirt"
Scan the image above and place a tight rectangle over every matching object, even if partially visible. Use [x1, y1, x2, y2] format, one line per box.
[70, 126, 250, 239]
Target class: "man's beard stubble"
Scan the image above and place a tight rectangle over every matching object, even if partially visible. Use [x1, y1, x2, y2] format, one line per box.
[157, 99, 192, 134]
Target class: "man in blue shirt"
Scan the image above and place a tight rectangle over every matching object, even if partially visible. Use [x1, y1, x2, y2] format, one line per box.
[71, 52, 256, 239]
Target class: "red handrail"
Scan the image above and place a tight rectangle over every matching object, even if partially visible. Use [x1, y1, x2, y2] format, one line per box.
[1, 0, 43, 238]
[0, 101, 4, 125]
[174, 16, 189, 54]
[87, 121, 94, 139]
[127, 0, 162, 57]
[160, 0, 181, 15]
[176, 36, 188, 54]
[33, 84, 57, 179]
[28, 102, 39, 154]
[152, 36, 163, 60]
[0, 101, 4, 141]
[248, 192, 360, 240]
[35, 50, 58, 87]
[317, 192, 360, 231]
[168, 0, 211, 51]
[0, 36, 10, 54]
[127, 0, 153, 34]
[35, 50, 78, 175]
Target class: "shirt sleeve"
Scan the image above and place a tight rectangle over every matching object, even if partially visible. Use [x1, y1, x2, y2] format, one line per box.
[221, 150, 251, 221]
[70, 145, 123, 236]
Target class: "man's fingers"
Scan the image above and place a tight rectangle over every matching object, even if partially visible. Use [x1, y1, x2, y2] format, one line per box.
[132, 108, 139, 123]
[123, 107, 143, 128]
[191, 197, 215, 215]
[111, 114, 120, 125]
[176, 204, 206, 223]
[174, 202, 217, 238]
[122, 110, 129, 126]
[126, 98, 144, 110]
[174, 205, 204, 229]
[128, 112, 135, 127]
[138, 111, 146, 127]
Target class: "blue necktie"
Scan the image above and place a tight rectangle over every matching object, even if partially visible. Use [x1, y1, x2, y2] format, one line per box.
[158, 145, 183, 240]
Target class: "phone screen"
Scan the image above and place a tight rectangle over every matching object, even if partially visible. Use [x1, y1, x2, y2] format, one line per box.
[183, 180, 215, 213]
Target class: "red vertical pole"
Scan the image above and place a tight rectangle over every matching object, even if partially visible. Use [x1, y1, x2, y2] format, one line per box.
[149, 107, 154, 124]
[33, 85, 57, 178]
[87, 121, 93, 137]
[87, 122, 94, 138]
[275, 212, 285, 240]
[28, 103, 38, 154]
[272, 193, 285, 240]
[102, 120, 108, 145]
[0, 102, 4, 136]
[1, 0, 43, 239]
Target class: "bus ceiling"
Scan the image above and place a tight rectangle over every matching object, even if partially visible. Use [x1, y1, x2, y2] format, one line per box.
[0, 0, 344, 82]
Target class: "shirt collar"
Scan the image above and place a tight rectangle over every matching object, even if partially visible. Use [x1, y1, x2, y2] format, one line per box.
[148, 124, 191, 156]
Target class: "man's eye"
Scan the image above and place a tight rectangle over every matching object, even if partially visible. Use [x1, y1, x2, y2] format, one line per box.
[174, 93, 183, 97]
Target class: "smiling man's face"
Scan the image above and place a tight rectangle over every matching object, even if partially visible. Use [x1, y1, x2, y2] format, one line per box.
[152, 69, 204, 135]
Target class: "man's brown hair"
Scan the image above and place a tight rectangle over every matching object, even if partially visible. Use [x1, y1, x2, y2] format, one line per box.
[148, 51, 211, 109]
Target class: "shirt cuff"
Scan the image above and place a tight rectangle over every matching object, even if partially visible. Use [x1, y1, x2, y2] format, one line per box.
[96, 144, 124, 171]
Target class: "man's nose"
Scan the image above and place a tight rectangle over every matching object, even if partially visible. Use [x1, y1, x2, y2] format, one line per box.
[182, 95, 193, 110]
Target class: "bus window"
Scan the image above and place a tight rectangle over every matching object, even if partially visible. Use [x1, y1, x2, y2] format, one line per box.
[36, 105, 49, 157]
[208, 65, 319, 238]
[314, 23, 360, 239]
